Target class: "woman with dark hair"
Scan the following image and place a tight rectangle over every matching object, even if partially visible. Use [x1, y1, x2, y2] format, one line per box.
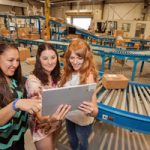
[26, 43, 71, 150]
[60, 38, 99, 150]
[0, 43, 42, 150]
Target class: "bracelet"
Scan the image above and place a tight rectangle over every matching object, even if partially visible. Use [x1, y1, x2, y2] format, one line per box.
[12, 98, 20, 111]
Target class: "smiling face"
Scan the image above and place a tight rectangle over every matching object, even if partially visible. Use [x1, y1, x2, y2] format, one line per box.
[0, 48, 19, 78]
[69, 52, 84, 72]
[40, 49, 57, 74]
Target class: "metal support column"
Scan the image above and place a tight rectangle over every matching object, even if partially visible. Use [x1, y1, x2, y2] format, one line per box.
[140, 61, 145, 74]
[45, 0, 50, 40]
[131, 60, 139, 81]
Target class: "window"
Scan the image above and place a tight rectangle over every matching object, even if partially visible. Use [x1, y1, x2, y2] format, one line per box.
[66, 17, 71, 24]
[122, 23, 131, 32]
[66, 17, 91, 30]
[135, 23, 146, 38]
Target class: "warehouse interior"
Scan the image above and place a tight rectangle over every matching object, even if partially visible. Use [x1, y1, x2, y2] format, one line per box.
[0, 0, 150, 150]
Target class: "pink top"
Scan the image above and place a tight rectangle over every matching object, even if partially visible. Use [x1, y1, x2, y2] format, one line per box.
[25, 74, 60, 142]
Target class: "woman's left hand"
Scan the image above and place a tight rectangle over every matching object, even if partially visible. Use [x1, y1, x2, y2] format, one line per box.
[51, 104, 71, 121]
[78, 101, 98, 117]
[37, 104, 71, 134]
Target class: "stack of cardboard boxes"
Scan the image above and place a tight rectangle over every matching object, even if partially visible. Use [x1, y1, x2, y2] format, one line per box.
[18, 27, 40, 40]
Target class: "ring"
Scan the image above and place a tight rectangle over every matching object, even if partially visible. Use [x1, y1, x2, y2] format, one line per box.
[86, 108, 94, 116]
[86, 112, 91, 116]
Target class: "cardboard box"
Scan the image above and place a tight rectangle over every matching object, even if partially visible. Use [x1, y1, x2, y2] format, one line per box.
[57, 18, 65, 23]
[50, 17, 57, 21]
[32, 28, 38, 33]
[114, 30, 124, 37]
[18, 27, 30, 39]
[29, 34, 40, 40]
[42, 35, 49, 41]
[115, 59, 125, 65]
[134, 42, 140, 50]
[67, 34, 84, 39]
[0, 19, 4, 24]
[60, 26, 67, 32]
[102, 74, 129, 89]
[26, 57, 36, 65]
[18, 47, 30, 61]
[18, 33, 29, 39]
[0, 28, 10, 36]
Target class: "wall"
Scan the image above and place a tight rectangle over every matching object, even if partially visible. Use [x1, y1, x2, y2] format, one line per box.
[103, 3, 144, 20]
[23, 0, 43, 16]
[51, 6, 69, 19]
[50, 3, 147, 20]
[0, 0, 43, 15]
[117, 20, 150, 38]
[51, 3, 103, 29]
[146, 6, 150, 21]
[0, 4, 22, 15]
[50, 2, 150, 38]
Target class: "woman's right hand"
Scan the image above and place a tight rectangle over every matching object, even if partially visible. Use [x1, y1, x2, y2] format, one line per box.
[15, 96, 42, 114]
[50, 104, 71, 122]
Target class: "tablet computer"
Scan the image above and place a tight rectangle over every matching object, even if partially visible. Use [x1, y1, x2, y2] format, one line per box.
[42, 83, 96, 115]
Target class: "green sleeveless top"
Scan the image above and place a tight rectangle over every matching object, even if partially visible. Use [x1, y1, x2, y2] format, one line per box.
[0, 79, 28, 149]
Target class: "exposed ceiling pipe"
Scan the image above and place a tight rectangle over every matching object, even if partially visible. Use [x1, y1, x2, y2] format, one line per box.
[70, 3, 73, 10]
[50, 0, 103, 3]
[20, 0, 25, 15]
[105, 0, 144, 4]
[101, 0, 105, 20]
[143, 0, 149, 20]
[39, 0, 104, 5]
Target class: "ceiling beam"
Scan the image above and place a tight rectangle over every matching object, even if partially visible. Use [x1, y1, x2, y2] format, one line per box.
[0, 0, 28, 7]
[38, 0, 104, 5]
[105, 0, 144, 4]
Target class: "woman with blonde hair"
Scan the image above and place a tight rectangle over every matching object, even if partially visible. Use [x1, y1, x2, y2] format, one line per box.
[60, 38, 98, 150]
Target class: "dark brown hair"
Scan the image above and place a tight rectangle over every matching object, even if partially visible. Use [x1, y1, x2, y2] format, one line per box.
[33, 43, 60, 85]
[0, 43, 23, 107]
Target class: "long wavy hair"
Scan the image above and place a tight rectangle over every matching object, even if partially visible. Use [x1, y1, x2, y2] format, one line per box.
[60, 38, 98, 86]
[0, 43, 23, 108]
[33, 43, 60, 85]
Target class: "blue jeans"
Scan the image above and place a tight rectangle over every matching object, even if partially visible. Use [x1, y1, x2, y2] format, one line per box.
[66, 119, 92, 150]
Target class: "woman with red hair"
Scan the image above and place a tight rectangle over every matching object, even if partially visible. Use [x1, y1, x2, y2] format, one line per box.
[60, 38, 99, 150]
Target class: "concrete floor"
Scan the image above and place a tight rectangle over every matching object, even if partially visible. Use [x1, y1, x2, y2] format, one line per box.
[22, 54, 150, 150]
